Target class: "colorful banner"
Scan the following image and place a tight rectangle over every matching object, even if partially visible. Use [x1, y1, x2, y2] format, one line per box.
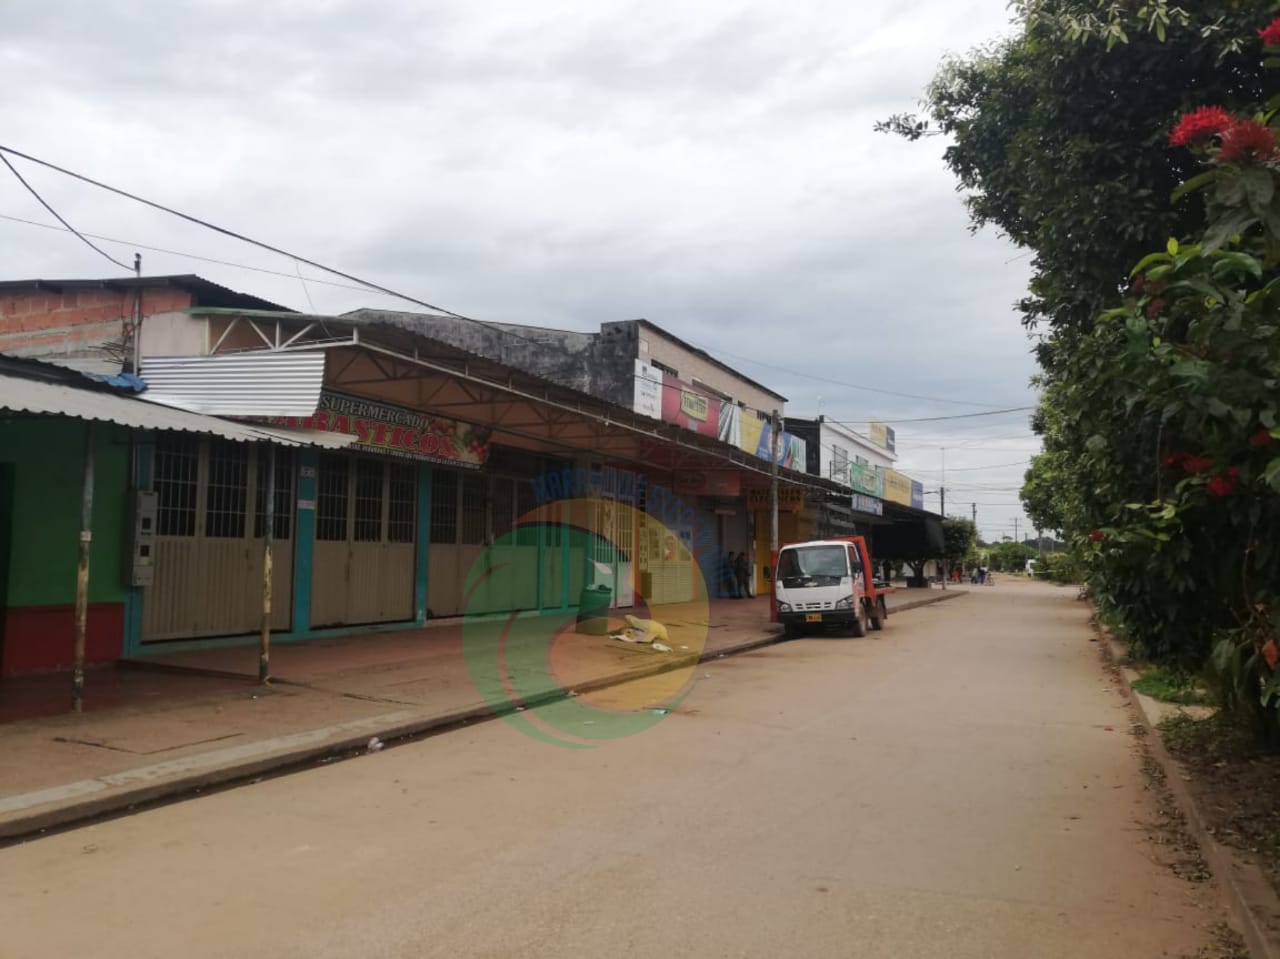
[852, 493, 884, 516]
[884, 469, 914, 506]
[273, 391, 491, 467]
[674, 469, 742, 497]
[911, 480, 925, 510]
[869, 420, 896, 454]
[848, 462, 884, 498]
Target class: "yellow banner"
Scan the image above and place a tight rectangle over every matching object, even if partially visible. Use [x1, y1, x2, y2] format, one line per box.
[883, 469, 913, 506]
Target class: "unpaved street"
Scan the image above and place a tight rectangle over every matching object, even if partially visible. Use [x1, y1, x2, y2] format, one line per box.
[0, 582, 1225, 958]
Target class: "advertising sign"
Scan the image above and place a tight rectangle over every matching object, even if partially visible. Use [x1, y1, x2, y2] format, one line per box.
[911, 479, 925, 510]
[851, 493, 884, 516]
[869, 419, 897, 454]
[747, 488, 805, 512]
[884, 469, 914, 506]
[674, 470, 742, 497]
[633, 359, 662, 419]
[848, 462, 885, 498]
[273, 391, 491, 468]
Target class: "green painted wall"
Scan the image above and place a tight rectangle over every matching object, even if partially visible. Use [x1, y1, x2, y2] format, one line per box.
[0, 418, 130, 606]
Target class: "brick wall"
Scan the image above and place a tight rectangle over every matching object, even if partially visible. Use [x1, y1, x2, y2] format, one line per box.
[0, 287, 193, 357]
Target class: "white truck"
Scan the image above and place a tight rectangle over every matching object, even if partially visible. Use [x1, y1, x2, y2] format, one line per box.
[771, 536, 892, 639]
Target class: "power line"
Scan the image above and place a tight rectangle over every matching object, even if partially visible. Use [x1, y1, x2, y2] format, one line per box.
[827, 406, 1032, 426]
[0, 156, 130, 271]
[0, 145, 1036, 419]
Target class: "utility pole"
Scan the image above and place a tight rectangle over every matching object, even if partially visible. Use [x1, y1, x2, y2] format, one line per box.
[971, 502, 976, 524]
[1014, 516, 1020, 546]
[769, 409, 780, 558]
[939, 447, 946, 590]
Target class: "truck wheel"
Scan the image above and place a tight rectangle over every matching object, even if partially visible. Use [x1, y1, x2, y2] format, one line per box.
[783, 623, 800, 640]
[850, 606, 867, 638]
[869, 599, 884, 632]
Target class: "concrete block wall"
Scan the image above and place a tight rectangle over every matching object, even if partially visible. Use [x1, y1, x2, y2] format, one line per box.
[0, 288, 192, 357]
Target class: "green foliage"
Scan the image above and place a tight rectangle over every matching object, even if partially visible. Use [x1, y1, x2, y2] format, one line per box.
[892, 0, 1280, 743]
[1132, 665, 1211, 705]
[942, 517, 978, 565]
[986, 540, 1037, 573]
[1034, 550, 1085, 583]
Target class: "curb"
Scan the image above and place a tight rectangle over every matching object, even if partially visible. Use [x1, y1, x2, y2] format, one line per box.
[0, 593, 960, 845]
[1098, 627, 1280, 959]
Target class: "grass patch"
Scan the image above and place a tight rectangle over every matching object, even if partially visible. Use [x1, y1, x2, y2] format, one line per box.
[1132, 666, 1211, 706]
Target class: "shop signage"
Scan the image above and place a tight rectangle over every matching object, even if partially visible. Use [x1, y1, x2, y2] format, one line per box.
[272, 391, 492, 468]
[911, 480, 925, 510]
[884, 469, 914, 506]
[633, 360, 662, 419]
[869, 419, 896, 453]
[848, 462, 884, 498]
[679, 389, 709, 422]
[746, 488, 805, 512]
[851, 493, 883, 516]
[674, 469, 742, 497]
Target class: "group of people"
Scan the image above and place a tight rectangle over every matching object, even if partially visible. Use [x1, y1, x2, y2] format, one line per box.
[947, 565, 992, 584]
[722, 551, 754, 599]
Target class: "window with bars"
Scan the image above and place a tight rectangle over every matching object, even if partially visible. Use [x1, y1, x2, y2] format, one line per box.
[154, 436, 198, 536]
[491, 478, 514, 541]
[354, 458, 384, 542]
[205, 441, 248, 538]
[431, 470, 458, 545]
[515, 480, 539, 547]
[253, 450, 294, 539]
[316, 453, 350, 541]
[388, 463, 417, 544]
[460, 473, 487, 545]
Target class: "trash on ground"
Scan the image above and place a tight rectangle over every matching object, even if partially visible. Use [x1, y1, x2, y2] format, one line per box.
[652, 642, 672, 653]
[367, 736, 384, 753]
[651, 708, 670, 715]
[610, 626, 651, 644]
[624, 614, 670, 644]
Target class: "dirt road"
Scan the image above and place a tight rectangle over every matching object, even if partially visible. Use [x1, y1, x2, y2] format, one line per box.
[0, 581, 1226, 958]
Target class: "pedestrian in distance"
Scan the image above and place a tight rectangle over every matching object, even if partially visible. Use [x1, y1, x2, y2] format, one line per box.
[734, 551, 753, 599]
[723, 552, 742, 599]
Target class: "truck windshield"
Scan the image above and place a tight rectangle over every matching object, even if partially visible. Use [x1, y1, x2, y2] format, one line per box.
[777, 546, 848, 580]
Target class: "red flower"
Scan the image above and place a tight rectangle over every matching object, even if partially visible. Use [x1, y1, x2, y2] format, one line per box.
[1162, 452, 1188, 470]
[1145, 297, 1167, 318]
[1217, 119, 1280, 165]
[1182, 454, 1214, 473]
[1260, 18, 1280, 47]
[1249, 429, 1275, 448]
[1169, 106, 1235, 147]
[1206, 473, 1239, 496]
[1132, 274, 1146, 293]
[1089, 530, 1105, 543]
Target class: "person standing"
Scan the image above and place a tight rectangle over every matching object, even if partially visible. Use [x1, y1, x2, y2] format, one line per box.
[723, 552, 742, 599]
[734, 550, 753, 599]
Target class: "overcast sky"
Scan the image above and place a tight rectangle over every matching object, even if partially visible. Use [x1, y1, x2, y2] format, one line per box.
[1, 0, 1041, 543]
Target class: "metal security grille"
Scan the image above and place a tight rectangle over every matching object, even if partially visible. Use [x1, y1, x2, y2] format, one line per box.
[431, 470, 458, 544]
[205, 441, 248, 538]
[154, 436, 198, 536]
[491, 477, 514, 541]
[460, 473, 487, 545]
[515, 479, 539, 546]
[253, 450, 294, 539]
[354, 458, 384, 542]
[316, 453, 350, 541]
[387, 463, 416, 544]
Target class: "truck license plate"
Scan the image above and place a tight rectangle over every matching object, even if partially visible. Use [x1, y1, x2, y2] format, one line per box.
[805, 613, 822, 623]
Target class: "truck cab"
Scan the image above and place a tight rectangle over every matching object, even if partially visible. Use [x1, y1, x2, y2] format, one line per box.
[773, 537, 889, 639]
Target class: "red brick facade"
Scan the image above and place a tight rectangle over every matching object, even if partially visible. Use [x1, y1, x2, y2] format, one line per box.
[0, 287, 193, 356]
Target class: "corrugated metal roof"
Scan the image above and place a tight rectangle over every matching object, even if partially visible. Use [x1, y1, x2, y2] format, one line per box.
[0, 374, 353, 448]
[140, 351, 326, 416]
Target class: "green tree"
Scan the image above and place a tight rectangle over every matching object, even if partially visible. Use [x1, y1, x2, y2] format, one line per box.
[943, 517, 978, 568]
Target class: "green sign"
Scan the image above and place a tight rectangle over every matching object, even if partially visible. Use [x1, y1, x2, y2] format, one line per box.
[849, 462, 884, 498]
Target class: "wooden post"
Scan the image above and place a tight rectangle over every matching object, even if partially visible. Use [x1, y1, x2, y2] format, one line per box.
[72, 424, 95, 712]
[259, 443, 275, 684]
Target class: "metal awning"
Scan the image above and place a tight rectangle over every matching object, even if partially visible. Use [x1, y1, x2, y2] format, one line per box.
[0, 374, 354, 449]
[140, 351, 327, 417]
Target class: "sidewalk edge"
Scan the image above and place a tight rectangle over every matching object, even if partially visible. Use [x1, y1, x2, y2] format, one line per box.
[0, 593, 962, 845]
[1098, 623, 1280, 959]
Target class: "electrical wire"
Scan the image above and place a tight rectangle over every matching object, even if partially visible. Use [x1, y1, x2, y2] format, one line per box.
[0, 156, 131, 271]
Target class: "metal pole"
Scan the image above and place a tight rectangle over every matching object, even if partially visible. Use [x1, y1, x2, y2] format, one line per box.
[769, 409, 780, 557]
[72, 423, 95, 713]
[940, 447, 946, 591]
[132, 253, 142, 375]
[259, 444, 275, 684]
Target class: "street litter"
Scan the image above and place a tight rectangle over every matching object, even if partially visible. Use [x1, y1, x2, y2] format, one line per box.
[652, 642, 672, 653]
[625, 614, 669, 643]
[651, 708, 670, 716]
[367, 737, 384, 753]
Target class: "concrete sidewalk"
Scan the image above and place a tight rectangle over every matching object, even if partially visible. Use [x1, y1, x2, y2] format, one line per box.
[0, 588, 963, 842]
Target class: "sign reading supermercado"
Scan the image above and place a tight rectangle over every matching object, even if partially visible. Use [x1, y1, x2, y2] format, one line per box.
[271, 391, 492, 467]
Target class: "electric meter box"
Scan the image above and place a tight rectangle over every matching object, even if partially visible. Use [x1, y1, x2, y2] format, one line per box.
[127, 490, 158, 587]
